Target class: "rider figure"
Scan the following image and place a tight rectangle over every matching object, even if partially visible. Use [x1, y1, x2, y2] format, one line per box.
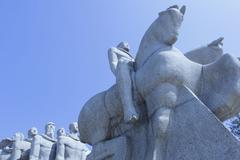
[108, 42, 139, 123]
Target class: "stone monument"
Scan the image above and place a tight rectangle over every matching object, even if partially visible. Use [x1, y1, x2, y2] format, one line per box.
[0, 128, 38, 160]
[20, 128, 39, 160]
[0, 133, 15, 160]
[0, 123, 90, 160]
[11, 128, 38, 160]
[30, 122, 56, 160]
[78, 5, 240, 160]
[0, 136, 15, 160]
[55, 122, 89, 160]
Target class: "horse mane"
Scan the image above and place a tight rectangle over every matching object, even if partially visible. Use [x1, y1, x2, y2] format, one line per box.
[135, 16, 165, 69]
[135, 6, 185, 69]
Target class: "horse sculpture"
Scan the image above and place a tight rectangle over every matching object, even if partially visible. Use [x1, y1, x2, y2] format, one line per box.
[78, 6, 240, 158]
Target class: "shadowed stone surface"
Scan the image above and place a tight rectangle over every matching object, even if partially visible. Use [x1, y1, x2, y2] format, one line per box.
[166, 86, 240, 160]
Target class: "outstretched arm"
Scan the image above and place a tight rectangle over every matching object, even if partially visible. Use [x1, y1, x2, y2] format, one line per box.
[108, 47, 134, 76]
[108, 47, 119, 76]
[185, 37, 224, 64]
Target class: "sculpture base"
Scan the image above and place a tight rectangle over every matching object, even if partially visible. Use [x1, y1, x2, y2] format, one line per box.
[87, 136, 129, 160]
[165, 87, 240, 160]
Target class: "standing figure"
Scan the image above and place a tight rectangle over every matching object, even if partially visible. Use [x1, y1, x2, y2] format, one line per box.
[108, 42, 139, 123]
[30, 122, 56, 160]
[10, 132, 31, 160]
[55, 122, 89, 160]
[20, 127, 39, 160]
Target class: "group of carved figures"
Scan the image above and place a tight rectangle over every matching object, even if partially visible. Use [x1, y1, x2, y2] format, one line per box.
[0, 122, 90, 160]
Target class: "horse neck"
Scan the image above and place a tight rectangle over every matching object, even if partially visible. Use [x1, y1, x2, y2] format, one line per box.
[135, 38, 171, 69]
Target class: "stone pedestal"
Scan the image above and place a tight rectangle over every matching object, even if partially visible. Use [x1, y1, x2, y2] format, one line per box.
[165, 87, 240, 160]
[87, 136, 129, 160]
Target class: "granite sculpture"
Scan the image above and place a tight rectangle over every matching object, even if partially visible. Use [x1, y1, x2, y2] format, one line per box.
[0, 122, 90, 160]
[0, 129, 38, 160]
[78, 5, 240, 160]
[20, 128, 38, 160]
[55, 122, 89, 160]
[108, 42, 138, 123]
[30, 122, 56, 160]
[0, 136, 14, 160]
[57, 128, 66, 138]
[11, 128, 38, 160]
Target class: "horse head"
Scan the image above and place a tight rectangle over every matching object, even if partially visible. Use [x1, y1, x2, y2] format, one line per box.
[135, 5, 186, 69]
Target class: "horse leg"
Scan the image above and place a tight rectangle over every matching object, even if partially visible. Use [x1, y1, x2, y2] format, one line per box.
[145, 83, 178, 160]
[152, 107, 171, 160]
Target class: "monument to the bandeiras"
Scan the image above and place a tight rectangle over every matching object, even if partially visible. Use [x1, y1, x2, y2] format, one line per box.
[78, 5, 240, 160]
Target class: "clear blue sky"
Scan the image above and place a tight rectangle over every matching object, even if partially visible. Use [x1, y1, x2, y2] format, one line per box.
[0, 0, 240, 139]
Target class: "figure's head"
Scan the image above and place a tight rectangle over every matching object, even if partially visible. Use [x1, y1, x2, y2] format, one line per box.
[154, 5, 186, 45]
[57, 128, 66, 137]
[69, 122, 78, 134]
[117, 42, 130, 52]
[45, 122, 55, 137]
[13, 132, 24, 141]
[28, 127, 38, 138]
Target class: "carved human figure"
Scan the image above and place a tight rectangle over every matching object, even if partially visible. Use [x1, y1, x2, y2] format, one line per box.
[108, 42, 138, 123]
[20, 127, 39, 160]
[55, 122, 89, 160]
[10, 132, 28, 160]
[30, 122, 56, 160]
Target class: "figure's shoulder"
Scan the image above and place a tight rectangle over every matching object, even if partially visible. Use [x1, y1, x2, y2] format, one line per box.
[32, 135, 42, 144]
[34, 135, 42, 139]
[57, 136, 70, 144]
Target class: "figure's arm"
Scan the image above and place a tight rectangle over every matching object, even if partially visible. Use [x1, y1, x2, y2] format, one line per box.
[108, 47, 119, 76]
[10, 141, 22, 160]
[108, 47, 134, 75]
[29, 136, 40, 160]
[185, 37, 224, 65]
[55, 139, 65, 160]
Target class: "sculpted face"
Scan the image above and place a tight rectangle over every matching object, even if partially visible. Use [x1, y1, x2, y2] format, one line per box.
[14, 132, 24, 141]
[156, 5, 185, 45]
[45, 122, 55, 137]
[117, 42, 130, 52]
[28, 127, 38, 138]
[69, 122, 78, 133]
[57, 128, 66, 137]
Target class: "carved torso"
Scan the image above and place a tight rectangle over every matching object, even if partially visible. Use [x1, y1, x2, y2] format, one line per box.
[58, 135, 89, 160]
[32, 135, 56, 160]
